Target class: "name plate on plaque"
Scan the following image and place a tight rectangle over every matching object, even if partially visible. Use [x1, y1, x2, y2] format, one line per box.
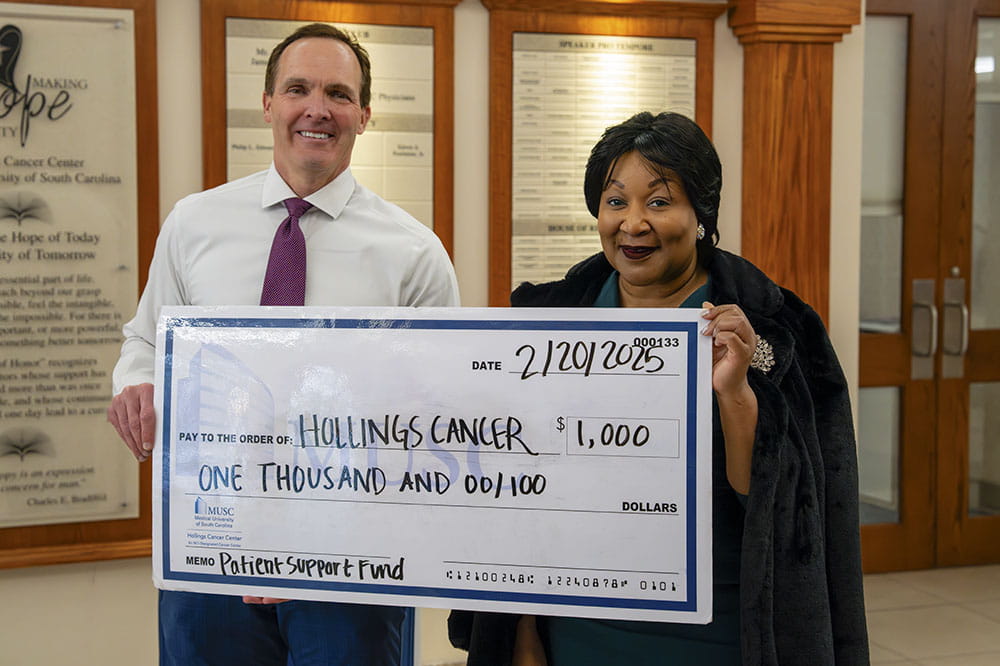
[153, 306, 712, 623]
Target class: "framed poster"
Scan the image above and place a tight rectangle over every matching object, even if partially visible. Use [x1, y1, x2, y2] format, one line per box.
[482, 0, 726, 305]
[0, 0, 158, 568]
[201, 0, 460, 254]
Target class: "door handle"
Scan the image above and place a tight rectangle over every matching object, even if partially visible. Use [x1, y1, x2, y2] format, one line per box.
[942, 302, 969, 355]
[912, 302, 938, 357]
[911, 279, 936, 380]
[941, 277, 967, 378]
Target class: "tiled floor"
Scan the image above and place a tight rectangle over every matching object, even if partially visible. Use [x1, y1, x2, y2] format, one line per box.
[865, 564, 1000, 664]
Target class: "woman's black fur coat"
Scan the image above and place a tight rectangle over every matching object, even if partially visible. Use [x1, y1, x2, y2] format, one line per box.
[448, 250, 870, 665]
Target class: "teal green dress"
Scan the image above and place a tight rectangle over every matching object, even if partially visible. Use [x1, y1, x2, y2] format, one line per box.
[539, 271, 744, 665]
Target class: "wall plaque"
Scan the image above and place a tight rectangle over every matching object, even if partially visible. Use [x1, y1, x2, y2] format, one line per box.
[0, 2, 141, 529]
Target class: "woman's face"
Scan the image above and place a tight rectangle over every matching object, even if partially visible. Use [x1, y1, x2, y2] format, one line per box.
[597, 151, 700, 299]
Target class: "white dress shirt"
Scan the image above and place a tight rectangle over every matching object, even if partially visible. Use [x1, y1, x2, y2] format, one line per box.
[113, 166, 460, 392]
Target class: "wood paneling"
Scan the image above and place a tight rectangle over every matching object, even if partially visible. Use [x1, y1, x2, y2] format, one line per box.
[739, 40, 833, 321]
[967, 331, 1000, 383]
[201, 0, 459, 255]
[729, 0, 860, 323]
[859, 333, 909, 386]
[0, 0, 158, 569]
[730, 0, 861, 43]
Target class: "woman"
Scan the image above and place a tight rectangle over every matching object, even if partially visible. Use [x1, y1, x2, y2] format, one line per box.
[449, 112, 869, 665]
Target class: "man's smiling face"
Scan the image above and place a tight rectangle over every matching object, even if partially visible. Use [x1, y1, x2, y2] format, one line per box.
[263, 37, 371, 196]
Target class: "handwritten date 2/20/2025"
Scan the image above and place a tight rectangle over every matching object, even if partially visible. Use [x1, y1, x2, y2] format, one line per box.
[513, 337, 681, 380]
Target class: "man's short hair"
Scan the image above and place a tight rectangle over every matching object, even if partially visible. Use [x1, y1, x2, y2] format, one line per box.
[264, 22, 372, 108]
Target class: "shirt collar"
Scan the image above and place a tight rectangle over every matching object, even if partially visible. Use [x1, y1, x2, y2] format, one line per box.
[261, 164, 356, 219]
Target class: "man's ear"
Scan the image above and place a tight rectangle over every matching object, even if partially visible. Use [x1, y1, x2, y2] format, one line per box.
[357, 105, 372, 134]
[262, 91, 273, 124]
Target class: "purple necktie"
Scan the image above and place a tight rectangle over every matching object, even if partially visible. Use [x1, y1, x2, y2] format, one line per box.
[260, 198, 312, 306]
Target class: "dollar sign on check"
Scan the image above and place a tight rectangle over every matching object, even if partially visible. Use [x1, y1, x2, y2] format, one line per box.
[556, 417, 565, 432]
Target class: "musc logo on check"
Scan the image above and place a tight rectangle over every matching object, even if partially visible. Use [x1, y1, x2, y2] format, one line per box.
[194, 496, 235, 517]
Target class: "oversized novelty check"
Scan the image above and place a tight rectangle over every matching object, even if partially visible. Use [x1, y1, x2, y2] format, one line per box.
[153, 306, 712, 623]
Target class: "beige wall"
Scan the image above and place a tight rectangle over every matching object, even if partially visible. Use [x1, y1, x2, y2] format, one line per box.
[0, 1, 862, 664]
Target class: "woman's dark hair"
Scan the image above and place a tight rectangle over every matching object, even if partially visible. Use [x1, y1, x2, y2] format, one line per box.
[584, 111, 721, 265]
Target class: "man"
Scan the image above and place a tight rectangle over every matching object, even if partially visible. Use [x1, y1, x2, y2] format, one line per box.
[108, 23, 459, 665]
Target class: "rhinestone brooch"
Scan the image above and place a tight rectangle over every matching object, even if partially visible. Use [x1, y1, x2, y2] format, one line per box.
[751, 335, 775, 373]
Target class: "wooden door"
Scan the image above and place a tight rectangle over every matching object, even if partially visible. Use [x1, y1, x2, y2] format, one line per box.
[857, 0, 942, 572]
[935, 0, 1000, 566]
[858, 0, 1000, 572]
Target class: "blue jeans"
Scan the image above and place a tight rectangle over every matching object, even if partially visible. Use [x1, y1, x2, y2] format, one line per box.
[158, 590, 413, 666]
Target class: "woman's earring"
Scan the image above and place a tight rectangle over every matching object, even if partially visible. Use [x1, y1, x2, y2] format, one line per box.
[696, 224, 705, 240]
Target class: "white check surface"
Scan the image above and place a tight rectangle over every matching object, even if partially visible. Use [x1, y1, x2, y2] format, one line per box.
[153, 306, 712, 623]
